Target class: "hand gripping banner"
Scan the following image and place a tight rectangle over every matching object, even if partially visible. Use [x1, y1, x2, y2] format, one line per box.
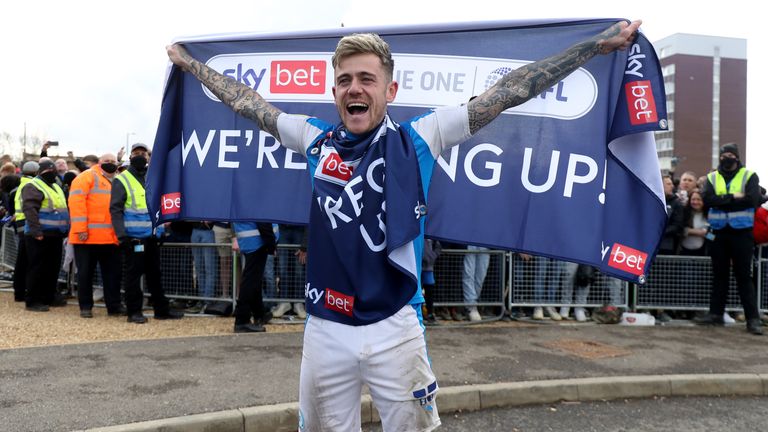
[148, 19, 668, 283]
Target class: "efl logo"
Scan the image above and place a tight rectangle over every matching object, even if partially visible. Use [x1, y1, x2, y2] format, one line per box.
[607, 243, 648, 276]
[325, 288, 354, 317]
[270, 60, 326, 94]
[161, 192, 181, 215]
[320, 152, 353, 183]
[625, 80, 658, 125]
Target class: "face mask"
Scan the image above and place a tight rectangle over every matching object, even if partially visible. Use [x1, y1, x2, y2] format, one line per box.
[101, 163, 118, 174]
[40, 171, 57, 184]
[130, 155, 148, 171]
[720, 157, 738, 171]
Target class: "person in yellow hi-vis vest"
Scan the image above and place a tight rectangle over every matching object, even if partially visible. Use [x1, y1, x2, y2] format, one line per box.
[697, 143, 763, 335]
[21, 160, 70, 312]
[10, 160, 38, 302]
[110, 143, 184, 324]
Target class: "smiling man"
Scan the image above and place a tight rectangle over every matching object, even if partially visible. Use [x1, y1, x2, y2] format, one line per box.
[167, 20, 640, 431]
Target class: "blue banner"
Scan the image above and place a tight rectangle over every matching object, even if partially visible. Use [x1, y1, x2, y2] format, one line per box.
[148, 19, 668, 283]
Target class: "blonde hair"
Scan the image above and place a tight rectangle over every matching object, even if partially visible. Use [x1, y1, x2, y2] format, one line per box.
[332, 33, 394, 81]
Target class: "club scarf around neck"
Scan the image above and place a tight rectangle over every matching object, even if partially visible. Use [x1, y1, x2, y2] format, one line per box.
[305, 114, 426, 326]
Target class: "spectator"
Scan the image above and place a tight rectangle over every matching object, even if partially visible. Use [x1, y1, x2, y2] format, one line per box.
[0, 174, 20, 225]
[660, 174, 685, 255]
[0, 162, 16, 178]
[212, 222, 236, 298]
[532, 257, 562, 321]
[422, 238, 442, 325]
[275, 224, 307, 319]
[462, 244, 490, 322]
[697, 143, 763, 335]
[68, 153, 124, 318]
[54, 159, 68, 182]
[190, 221, 217, 312]
[559, 262, 590, 322]
[232, 222, 279, 332]
[676, 171, 697, 206]
[680, 190, 709, 256]
[10, 161, 39, 302]
[110, 143, 183, 323]
[21, 160, 70, 312]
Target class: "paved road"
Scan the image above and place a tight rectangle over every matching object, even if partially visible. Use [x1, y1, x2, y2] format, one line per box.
[365, 396, 768, 431]
[3, 321, 768, 431]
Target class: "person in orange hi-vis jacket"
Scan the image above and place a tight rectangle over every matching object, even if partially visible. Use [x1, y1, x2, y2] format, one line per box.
[68, 153, 124, 319]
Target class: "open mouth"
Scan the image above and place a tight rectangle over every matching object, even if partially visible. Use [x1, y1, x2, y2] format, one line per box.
[346, 102, 369, 115]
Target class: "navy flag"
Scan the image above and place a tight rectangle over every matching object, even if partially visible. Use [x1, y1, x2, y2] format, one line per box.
[148, 19, 667, 283]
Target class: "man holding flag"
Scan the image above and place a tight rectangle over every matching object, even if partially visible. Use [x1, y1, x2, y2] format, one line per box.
[167, 20, 640, 431]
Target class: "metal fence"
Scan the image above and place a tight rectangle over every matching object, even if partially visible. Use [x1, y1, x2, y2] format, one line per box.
[509, 255, 629, 309]
[2, 224, 766, 316]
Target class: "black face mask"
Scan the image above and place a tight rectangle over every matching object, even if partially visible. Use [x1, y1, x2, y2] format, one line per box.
[40, 171, 57, 184]
[101, 163, 118, 174]
[130, 156, 148, 172]
[719, 157, 738, 172]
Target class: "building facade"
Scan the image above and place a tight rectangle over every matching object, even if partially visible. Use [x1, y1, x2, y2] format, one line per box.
[653, 34, 747, 179]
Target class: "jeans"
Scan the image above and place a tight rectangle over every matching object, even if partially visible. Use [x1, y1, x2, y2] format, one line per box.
[278, 225, 306, 300]
[560, 262, 589, 306]
[191, 228, 217, 299]
[534, 257, 561, 304]
[462, 246, 490, 304]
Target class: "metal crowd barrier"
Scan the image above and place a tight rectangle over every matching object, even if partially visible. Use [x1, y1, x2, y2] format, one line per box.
[432, 248, 507, 320]
[2, 224, 766, 316]
[508, 254, 629, 309]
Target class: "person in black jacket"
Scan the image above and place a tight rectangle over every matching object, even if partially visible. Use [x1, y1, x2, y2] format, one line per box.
[696, 144, 763, 335]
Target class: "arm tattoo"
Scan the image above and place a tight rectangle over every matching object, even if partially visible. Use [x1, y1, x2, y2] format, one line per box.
[468, 24, 620, 134]
[181, 51, 283, 140]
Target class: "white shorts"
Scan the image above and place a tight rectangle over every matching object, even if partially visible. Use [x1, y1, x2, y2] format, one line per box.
[299, 305, 440, 432]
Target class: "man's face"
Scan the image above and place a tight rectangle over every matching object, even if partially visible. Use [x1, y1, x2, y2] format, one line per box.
[663, 177, 674, 196]
[679, 174, 696, 192]
[332, 53, 398, 135]
[55, 159, 67, 174]
[131, 149, 149, 162]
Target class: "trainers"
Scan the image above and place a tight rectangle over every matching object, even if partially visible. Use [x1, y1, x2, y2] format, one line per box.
[258, 311, 273, 326]
[26, 303, 50, 312]
[425, 313, 438, 326]
[468, 307, 482, 322]
[127, 313, 147, 324]
[234, 323, 266, 333]
[532, 307, 544, 320]
[574, 307, 588, 322]
[657, 312, 672, 323]
[293, 302, 307, 319]
[450, 308, 466, 321]
[185, 301, 206, 314]
[723, 312, 736, 324]
[80, 309, 94, 318]
[272, 302, 292, 318]
[559, 307, 571, 319]
[107, 306, 127, 317]
[747, 319, 764, 335]
[693, 313, 725, 326]
[154, 310, 184, 320]
[545, 306, 562, 321]
[436, 308, 452, 321]
[93, 288, 104, 302]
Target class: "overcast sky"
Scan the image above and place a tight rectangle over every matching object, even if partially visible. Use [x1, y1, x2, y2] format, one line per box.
[1, 0, 763, 178]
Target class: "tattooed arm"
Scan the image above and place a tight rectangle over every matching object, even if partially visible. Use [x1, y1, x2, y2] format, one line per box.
[167, 44, 283, 141]
[467, 20, 641, 134]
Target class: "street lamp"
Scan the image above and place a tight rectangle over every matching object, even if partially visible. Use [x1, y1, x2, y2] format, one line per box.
[125, 132, 136, 148]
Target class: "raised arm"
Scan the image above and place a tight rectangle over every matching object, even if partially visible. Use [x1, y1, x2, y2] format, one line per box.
[467, 20, 641, 134]
[167, 44, 283, 140]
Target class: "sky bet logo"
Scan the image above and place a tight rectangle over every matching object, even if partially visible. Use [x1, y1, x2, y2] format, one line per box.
[605, 242, 648, 276]
[270, 60, 326, 94]
[161, 192, 182, 215]
[625, 80, 658, 125]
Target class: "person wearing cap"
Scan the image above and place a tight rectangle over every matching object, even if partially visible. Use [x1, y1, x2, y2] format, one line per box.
[68, 153, 124, 319]
[21, 160, 70, 312]
[10, 161, 38, 302]
[697, 143, 763, 335]
[110, 143, 183, 323]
